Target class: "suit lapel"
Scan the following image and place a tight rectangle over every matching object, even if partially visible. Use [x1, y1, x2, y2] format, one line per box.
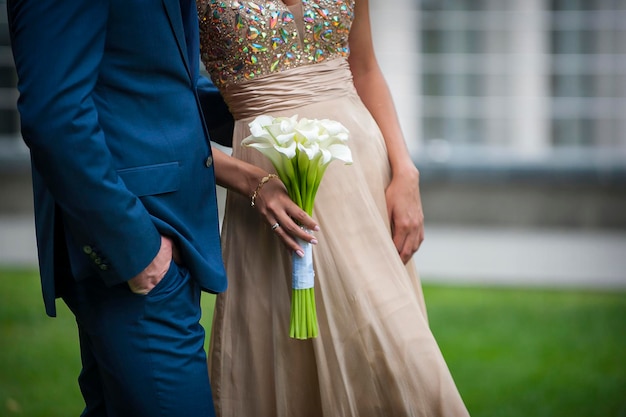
[162, 0, 192, 80]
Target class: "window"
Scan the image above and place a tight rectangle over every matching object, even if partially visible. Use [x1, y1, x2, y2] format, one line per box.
[0, 2, 26, 166]
[417, 0, 626, 165]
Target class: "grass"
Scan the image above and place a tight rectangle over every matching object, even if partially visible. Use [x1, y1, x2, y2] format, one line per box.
[1, 268, 625, 417]
[424, 285, 626, 417]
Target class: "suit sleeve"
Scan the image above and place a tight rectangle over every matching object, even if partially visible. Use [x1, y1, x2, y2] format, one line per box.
[8, 0, 161, 285]
[197, 75, 234, 147]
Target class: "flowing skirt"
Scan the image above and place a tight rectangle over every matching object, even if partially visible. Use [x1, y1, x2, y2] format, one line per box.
[208, 58, 469, 417]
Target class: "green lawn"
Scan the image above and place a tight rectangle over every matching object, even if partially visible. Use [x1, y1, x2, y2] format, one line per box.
[425, 285, 626, 417]
[1, 268, 625, 417]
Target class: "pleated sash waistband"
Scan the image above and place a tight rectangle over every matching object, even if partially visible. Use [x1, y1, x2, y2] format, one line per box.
[219, 58, 356, 120]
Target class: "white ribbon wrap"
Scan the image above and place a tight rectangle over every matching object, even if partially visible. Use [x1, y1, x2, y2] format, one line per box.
[292, 237, 315, 290]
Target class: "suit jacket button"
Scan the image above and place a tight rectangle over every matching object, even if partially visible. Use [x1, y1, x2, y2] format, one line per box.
[205, 156, 213, 167]
[83, 245, 93, 255]
[99, 264, 109, 271]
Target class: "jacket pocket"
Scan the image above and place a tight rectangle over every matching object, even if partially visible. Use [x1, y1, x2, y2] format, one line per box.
[117, 162, 181, 197]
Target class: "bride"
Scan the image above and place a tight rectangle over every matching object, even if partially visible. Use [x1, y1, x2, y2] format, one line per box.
[200, 0, 470, 416]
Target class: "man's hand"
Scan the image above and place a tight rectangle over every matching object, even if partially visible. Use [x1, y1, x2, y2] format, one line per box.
[127, 235, 176, 295]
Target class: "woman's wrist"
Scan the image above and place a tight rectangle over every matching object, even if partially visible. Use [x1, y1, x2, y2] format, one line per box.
[391, 159, 420, 181]
[250, 173, 279, 208]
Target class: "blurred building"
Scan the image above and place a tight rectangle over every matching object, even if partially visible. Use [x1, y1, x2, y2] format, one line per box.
[0, 2, 32, 216]
[371, 0, 626, 229]
[1, 0, 626, 229]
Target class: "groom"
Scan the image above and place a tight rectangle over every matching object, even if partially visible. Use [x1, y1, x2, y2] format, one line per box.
[8, 0, 233, 415]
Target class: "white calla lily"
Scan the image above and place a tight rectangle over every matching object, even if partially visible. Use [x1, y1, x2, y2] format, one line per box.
[327, 143, 353, 164]
[318, 118, 349, 139]
[297, 141, 320, 161]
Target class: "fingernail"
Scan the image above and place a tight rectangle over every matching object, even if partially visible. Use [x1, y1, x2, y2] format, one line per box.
[310, 238, 318, 245]
[313, 225, 320, 231]
[296, 249, 305, 258]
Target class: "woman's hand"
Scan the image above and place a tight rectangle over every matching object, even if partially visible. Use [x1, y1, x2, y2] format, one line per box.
[211, 148, 319, 256]
[254, 175, 319, 257]
[385, 166, 424, 264]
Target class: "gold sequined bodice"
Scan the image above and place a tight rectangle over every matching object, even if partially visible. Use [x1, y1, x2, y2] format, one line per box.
[198, 0, 355, 89]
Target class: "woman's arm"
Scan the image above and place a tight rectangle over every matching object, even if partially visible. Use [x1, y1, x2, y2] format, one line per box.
[347, 0, 424, 263]
[212, 148, 318, 256]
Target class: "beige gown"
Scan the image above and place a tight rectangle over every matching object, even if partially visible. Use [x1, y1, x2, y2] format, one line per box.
[198, 1, 470, 416]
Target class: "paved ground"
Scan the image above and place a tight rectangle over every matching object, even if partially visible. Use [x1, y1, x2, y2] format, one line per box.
[412, 225, 626, 290]
[2, 213, 625, 290]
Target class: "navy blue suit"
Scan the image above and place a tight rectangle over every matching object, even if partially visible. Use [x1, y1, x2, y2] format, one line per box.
[8, 0, 232, 415]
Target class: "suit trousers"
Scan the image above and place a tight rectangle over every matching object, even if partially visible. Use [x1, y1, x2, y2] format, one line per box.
[62, 261, 215, 417]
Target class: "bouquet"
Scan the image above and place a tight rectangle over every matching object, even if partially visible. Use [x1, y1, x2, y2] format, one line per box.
[242, 114, 352, 339]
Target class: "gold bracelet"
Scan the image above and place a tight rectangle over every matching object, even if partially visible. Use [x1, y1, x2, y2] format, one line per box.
[250, 174, 279, 208]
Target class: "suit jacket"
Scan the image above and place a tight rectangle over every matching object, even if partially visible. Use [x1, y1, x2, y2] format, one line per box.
[8, 0, 232, 316]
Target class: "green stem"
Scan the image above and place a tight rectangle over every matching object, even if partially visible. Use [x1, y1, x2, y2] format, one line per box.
[289, 288, 319, 339]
